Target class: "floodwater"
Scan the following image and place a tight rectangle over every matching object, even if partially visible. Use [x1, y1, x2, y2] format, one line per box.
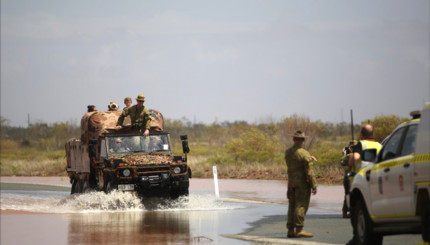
[0, 178, 344, 245]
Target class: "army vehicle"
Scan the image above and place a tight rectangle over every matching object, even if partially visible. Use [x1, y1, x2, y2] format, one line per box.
[65, 109, 191, 199]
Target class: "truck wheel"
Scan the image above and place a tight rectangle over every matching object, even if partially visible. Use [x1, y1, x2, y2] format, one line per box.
[352, 198, 382, 245]
[71, 179, 77, 194]
[103, 180, 113, 194]
[81, 180, 90, 193]
[170, 189, 189, 199]
[422, 199, 430, 242]
[74, 180, 83, 194]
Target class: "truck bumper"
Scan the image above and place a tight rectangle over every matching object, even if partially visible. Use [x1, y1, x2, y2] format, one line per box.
[116, 173, 189, 195]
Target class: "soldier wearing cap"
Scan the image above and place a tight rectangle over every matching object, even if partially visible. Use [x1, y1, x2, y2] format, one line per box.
[116, 94, 152, 136]
[285, 130, 318, 238]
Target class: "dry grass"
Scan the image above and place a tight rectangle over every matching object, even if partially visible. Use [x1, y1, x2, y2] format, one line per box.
[1, 158, 67, 176]
[1, 146, 344, 185]
[187, 154, 344, 185]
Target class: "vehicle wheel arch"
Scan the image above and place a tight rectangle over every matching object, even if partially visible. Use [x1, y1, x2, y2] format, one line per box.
[416, 188, 430, 216]
[351, 191, 383, 245]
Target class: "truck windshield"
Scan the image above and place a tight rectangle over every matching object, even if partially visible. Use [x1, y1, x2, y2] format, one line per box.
[107, 134, 171, 155]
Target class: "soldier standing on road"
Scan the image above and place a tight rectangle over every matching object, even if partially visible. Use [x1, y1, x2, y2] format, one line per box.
[285, 130, 318, 238]
[116, 94, 152, 136]
[340, 140, 357, 218]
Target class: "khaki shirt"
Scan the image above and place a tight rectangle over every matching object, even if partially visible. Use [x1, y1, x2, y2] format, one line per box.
[285, 144, 317, 189]
[117, 105, 152, 132]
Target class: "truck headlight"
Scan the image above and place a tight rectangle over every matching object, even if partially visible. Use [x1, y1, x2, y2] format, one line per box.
[174, 166, 181, 174]
[122, 169, 131, 177]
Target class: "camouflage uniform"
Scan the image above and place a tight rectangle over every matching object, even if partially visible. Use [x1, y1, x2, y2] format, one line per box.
[117, 105, 152, 133]
[285, 144, 317, 231]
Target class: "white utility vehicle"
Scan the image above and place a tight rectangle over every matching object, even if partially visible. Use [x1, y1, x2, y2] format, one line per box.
[348, 103, 430, 245]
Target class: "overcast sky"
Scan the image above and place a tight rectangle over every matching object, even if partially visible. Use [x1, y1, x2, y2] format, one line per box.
[1, 0, 429, 127]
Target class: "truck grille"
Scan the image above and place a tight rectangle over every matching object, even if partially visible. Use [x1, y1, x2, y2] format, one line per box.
[136, 165, 170, 173]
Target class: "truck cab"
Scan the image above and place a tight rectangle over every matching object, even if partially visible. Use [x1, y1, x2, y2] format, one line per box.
[99, 132, 190, 198]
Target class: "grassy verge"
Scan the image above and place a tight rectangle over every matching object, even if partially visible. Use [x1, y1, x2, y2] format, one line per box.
[1, 142, 345, 185]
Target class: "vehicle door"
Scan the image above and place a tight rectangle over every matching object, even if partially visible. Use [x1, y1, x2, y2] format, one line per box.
[391, 124, 417, 216]
[369, 127, 405, 219]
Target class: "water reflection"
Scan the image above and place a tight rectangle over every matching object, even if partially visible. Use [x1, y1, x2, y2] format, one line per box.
[67, 211, 191, 245]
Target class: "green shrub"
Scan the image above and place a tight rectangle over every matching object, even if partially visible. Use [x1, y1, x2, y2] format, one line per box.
[225, 127, 279, 163]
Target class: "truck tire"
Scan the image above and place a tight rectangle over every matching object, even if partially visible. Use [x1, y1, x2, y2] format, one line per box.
[352, 198, 382, 245]
[71, 178, 77, 194]
[422, 199, 430, 242]
[170, 188, 189, 199]
[103, 179, 113, 194]
[81, 180, 89, 193]
[74, 179, 83, 194]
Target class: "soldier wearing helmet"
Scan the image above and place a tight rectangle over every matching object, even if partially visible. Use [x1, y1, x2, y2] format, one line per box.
[116, 94, 152, 136]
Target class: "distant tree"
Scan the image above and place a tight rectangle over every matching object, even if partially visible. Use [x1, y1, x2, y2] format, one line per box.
[0, 116, 10, 139]
[367, 115, 409, 142]
[277, 114, 322, 150]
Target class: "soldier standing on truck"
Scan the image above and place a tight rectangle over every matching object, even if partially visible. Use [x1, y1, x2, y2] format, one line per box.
[123, 97, 132, 109]
[116, 94, 152, 136]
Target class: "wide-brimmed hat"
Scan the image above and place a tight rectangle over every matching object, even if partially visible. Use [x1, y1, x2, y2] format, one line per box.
[290, 130, 307, 138]
[135, 94, 146, 102]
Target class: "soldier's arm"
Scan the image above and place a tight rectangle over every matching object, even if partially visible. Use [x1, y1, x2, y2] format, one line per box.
[116, 109, 128, 126]
[143, 108, 152, 130]
[302, 150, 318, 189]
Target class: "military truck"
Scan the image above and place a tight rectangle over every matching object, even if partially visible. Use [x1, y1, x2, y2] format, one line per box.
[65, 109, 191, 199]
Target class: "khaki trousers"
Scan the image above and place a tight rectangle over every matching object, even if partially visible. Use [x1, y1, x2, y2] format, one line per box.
[286, 186, 311, 230]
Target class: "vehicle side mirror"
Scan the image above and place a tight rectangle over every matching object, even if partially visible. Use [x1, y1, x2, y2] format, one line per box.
[180, 135, 190, 154]
[362, 149, 377, 162]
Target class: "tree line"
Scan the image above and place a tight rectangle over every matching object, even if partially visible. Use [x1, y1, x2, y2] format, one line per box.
[1, 114, 407, 153]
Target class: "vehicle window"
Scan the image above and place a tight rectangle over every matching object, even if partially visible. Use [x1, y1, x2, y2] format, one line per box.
[400, 125, 418, 156]
[107, 134, 171, 154]
[108, 137, 131, 154]
[379, 127, 405, 162]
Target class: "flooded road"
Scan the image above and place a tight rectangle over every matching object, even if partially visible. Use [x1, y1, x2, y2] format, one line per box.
[0, 178, 423, 244]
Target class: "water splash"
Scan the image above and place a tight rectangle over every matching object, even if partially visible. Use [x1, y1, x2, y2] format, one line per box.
[1, 190, 241, 213]
[58, 190, 144, 212]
